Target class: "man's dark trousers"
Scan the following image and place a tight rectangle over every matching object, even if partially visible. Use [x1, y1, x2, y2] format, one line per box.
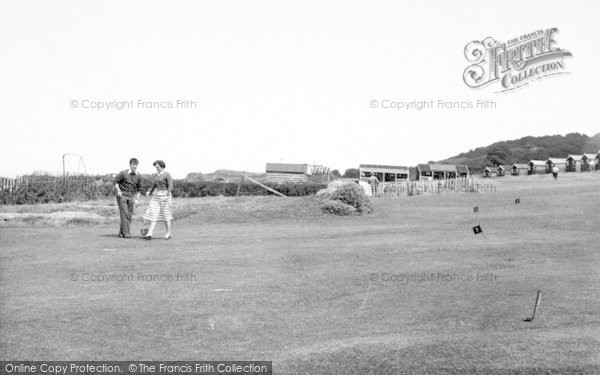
[117, 195, 135, 237]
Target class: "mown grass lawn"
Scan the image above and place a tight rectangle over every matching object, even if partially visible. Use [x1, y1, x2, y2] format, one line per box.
[1, 173, 599, 374]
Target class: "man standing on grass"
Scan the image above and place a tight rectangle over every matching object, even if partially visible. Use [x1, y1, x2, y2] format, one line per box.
[113, 158, 143, 238]
[368, 173, 379, 197]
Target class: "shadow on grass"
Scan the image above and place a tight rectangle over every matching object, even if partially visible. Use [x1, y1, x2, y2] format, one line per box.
[98, 233, 122, 238]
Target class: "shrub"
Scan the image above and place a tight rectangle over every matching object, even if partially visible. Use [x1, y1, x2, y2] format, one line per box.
[318, 182, 373, 215]
[320, 200, 356, 215]
[329, 183, 373, 213]
[170, 181, 326, 198]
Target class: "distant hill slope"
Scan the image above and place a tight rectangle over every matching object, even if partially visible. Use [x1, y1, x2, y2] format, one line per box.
[185, 170, 264, 182]
[439, 132, 600, 170]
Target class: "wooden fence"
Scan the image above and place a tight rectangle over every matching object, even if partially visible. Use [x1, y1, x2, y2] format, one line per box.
[0, 175, 107, 192]
[375, 177, 484, 197]
[0, 177, 24, 192]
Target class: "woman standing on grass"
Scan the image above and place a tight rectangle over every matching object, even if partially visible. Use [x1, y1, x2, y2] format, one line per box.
[142, 160, 173, 240]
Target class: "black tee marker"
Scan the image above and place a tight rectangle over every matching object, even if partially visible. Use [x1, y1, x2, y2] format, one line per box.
[524, 290, 542, 322]
[515, 198, 520, 204]
[473, 225, 482, 234]
[474, 206, 479, 213]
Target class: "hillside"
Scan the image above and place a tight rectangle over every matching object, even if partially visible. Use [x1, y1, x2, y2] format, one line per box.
[439, 132, 600, 170]
[185, 169, 264, 183]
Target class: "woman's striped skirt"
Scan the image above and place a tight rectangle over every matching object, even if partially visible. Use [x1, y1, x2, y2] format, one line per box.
[143, 190, 173, 222]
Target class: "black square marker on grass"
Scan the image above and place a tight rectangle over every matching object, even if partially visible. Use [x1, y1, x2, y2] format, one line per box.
[474, 206, 479, 213]
[515, 198, 520, 204]
[473, 225, 482, 234]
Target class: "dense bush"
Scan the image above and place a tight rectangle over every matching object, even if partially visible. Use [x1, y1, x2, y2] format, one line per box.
[317, 182, 374, 215]
[171, 181, 326, 198]
[320, 200, 356, 215]
[0, 179, 327, 204]
[0, 182, 100, 204]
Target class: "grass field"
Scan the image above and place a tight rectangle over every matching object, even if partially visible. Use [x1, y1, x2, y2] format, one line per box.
[1, 173, 599, 374]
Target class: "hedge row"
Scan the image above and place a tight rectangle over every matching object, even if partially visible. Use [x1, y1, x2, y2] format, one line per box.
[0, 182, 102, 205]
[0, 180, 327, 204]
[172, 181, 325, 197]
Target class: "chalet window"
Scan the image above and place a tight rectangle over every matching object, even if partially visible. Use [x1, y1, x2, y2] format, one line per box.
[396, 173, 408, 180]
[384, 173, 395, 182]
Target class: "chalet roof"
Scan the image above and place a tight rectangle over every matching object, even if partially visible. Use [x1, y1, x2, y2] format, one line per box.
[583, 153, 598, 159]
[419, 164, 468, 173]
[429, 164, 458, 172]
[417, 164, 432, 172]
[359, 164, 409, 171]
[528, 160, 546, 166]
[497, 165, 505, 170]
[547, 158, 567, 164]
[456, 165, 470, 174]
[566, 154, 584, 161]
[512, 163, 529, 169]
[265, 163, 308, 174]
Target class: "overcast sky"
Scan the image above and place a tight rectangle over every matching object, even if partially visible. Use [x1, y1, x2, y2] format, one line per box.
[1, 0, 598, 178]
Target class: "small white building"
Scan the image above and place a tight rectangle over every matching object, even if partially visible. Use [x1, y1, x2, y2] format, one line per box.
[546, 158, 567, 173]
[582, 153, 598, 171]
[511, 163, 528, 176]
[359, 164, 410, 183]
[265, 163, 329, 183]
[566, 154, 584, 172]
[528, 160, 547, 174]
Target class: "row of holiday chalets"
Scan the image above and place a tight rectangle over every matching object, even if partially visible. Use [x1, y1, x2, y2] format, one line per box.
[484, 153, 600, 177]
[355, 153, 600, 183]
